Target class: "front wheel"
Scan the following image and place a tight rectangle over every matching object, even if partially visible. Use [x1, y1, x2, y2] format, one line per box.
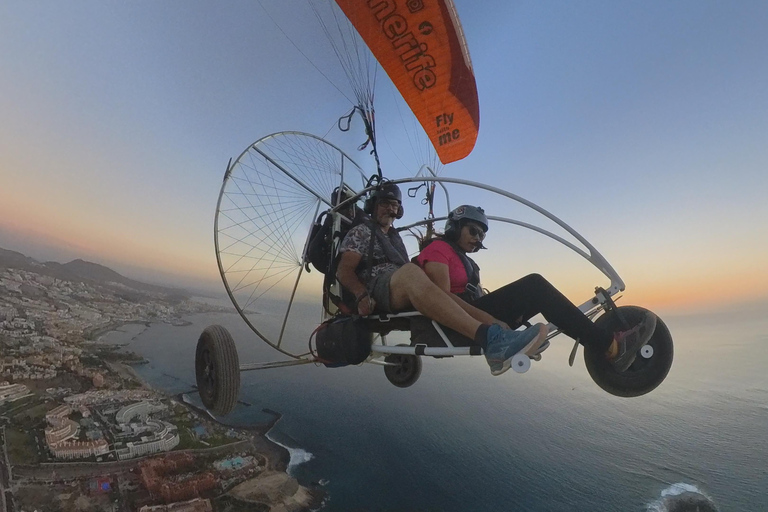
[584, 306, 673, 398]
[384, 345, 423, 388]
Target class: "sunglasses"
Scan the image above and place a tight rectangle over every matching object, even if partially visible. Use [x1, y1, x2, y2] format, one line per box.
[467, 225, 486, 240]
[378, 199, 401, 210]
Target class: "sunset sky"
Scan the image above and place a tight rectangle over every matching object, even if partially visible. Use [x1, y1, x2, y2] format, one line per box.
[1, 1, 767, 315]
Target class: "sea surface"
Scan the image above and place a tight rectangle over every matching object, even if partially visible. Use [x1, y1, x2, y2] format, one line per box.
[101, 307, 768, 511]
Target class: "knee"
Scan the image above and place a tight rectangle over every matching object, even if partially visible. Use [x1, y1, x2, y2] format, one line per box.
[400, 262, 426, 280]
[393, 263, 431, 291]
[392, 263, 427, 286]
[522, 273, 558, 294]
[522, 273, 547, 286]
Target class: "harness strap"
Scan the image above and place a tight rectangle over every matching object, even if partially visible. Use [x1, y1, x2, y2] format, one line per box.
[447, 240, 480, 290]
[367, 220, 409, 266]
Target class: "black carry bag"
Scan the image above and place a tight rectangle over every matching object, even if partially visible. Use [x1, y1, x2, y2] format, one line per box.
[311, 316, 373, 367]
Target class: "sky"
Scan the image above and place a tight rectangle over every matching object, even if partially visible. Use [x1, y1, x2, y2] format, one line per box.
[1, 0, 767, 315]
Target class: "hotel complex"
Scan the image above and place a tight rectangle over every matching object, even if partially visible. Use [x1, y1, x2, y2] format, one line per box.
[40, 400, 179, 461]
[0, 381, 31, 404]
[44, 405, 110, 460]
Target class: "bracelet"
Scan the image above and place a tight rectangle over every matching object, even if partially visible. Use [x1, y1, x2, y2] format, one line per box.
[355, 292, 369, 305]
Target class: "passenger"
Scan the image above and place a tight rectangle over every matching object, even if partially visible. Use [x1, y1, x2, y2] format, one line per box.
[416, 205, 657, 371]
[336, 183, 548, 376]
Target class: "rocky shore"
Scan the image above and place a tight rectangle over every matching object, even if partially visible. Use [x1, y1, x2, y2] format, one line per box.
[229, 471, 325, 511]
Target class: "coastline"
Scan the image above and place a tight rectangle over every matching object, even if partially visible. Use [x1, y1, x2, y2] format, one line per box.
[95, 319, 325, 510]
[96, 320, 287, 451]
[105, 361, 155, 391]
[85, 319, 151, 341]
[176, 394, 284, 438]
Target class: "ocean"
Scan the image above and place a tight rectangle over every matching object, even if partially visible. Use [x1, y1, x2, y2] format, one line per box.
[101, 308, 768, 511]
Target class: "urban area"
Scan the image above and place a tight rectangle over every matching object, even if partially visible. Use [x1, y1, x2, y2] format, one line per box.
[0, 248, 322, 512]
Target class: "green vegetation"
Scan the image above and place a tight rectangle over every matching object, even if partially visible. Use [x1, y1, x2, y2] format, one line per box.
[79, 354, 105, 369]
[25, 400, 52, 419]
[122, 379, 144, 390]
[99, 349, 146, 364]
[174, 420, 237, 451]
[171, 408, 238, 450]
[171, 409, 198, 430]
[0, 394, 36, 416]
[6, 427, 40, 465]
[205, 432, 237, 448]
[10, 399, 53, 428]
[176, 426, 206, 450]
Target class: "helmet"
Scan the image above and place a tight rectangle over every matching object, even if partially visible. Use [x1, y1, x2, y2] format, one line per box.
[444, 205, 488, 240]
[364, 182, 403, 219]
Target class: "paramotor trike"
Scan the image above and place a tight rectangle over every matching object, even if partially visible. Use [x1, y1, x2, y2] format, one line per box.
[194, 131, 674, 416]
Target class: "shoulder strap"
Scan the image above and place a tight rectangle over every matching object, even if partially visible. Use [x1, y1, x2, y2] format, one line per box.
[365, 222, 376, 282]
[443, 240, 480, 287]
[363, 220, 409, 267]
[441, 240, 483, 301]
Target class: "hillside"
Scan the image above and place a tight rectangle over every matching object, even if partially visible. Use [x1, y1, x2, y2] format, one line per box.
[0, 247, 188, 300]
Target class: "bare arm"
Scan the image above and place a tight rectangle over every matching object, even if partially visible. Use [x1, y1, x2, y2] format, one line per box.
[336, 250, 365, 297]
[336, 251, 374, 315]
[422, 261, 505, 327]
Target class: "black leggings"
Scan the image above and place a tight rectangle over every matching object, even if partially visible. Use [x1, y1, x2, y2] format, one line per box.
[471, 274, 613, 349]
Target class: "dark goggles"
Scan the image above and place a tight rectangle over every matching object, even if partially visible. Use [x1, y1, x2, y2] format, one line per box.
[467, 225, 486, 240]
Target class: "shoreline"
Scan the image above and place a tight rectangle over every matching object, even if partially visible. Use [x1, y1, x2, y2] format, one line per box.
[94, 318, 325, 509]
[105, 361, 155, 391]
[85, 319, 151, 341]
[95, 320, 290, 456]
[87, 306, 232, 342]
[176, 394, 284, 438]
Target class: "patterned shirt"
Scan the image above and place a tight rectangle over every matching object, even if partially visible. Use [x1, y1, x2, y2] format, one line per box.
[340, 223, 405, 289]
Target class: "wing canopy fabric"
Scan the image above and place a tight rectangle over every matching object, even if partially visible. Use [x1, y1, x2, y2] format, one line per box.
[335, 0, 479, 164]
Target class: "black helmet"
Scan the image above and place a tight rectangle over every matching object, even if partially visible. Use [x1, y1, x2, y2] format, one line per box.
[445, 205, 488, 234]
[364, 182, 403, 218]
[371, 182, 402, 203]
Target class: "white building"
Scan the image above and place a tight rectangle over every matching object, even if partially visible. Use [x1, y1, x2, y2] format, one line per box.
[116, 421, 179, 460]
[0, 382, 32, 404]
[44, 404, 111, 460]
[115, 401, 167, 424]
[49, 439, 109, 460]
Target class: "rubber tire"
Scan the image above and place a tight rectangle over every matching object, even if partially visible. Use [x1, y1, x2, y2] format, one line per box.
[384, 345, 423, 388]
[584, 306, 673, 398]
[195, 325, 240, 415]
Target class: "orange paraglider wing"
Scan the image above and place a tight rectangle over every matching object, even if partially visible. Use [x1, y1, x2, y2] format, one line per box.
[335, 0, 479, 164]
